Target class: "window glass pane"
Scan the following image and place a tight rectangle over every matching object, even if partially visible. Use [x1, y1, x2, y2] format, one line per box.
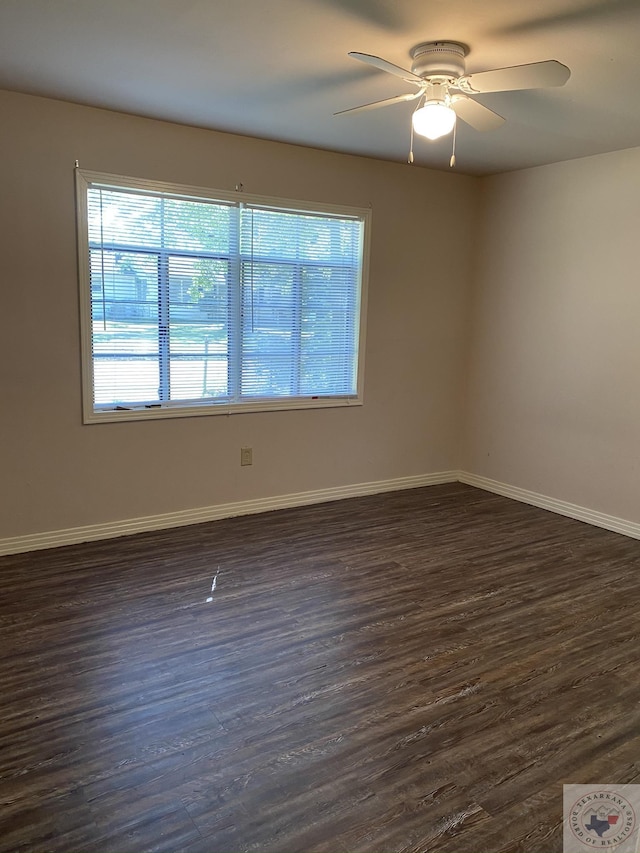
[240, 208, 361, 263]
[163, 198, 232, 254]
[93, 358, 160, 406]
[299, 265, 357, 395]
[90, 250, 159, 405]
[297, 215, 361, 262]
[241, 262, 295, 396]
[300, 352, 354, 395]
[240, 209, 299, 260]
[88, 189, 162, 249]
[302, 265, 356, 310]
[168, 256, 229, 400]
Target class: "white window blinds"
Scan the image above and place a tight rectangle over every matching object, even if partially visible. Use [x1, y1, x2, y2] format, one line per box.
[76, 171, 369, 422]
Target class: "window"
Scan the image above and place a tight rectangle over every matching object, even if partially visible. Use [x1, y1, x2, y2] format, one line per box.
[76, 170, 370, 423]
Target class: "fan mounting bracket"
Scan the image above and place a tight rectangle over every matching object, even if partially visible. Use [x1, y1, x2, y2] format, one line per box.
[410, 41, 467, 80]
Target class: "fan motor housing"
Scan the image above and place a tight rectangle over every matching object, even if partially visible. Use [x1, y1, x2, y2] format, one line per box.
[410, 41, 467, 79]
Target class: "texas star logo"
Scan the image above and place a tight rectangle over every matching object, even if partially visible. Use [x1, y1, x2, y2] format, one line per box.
[570, 791, 636, 848]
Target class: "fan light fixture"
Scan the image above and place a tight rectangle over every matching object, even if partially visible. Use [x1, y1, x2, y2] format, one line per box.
[338, 41, 571, 167]
[412, 101, 457, 140]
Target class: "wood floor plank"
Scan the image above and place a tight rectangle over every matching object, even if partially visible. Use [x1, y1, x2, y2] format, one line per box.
[1, 483, 640, 851]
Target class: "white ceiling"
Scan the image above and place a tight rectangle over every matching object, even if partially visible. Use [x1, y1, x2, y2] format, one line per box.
[1, 0, 639, 176]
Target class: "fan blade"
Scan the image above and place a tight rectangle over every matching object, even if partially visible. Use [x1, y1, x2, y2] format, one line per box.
[334, 91, 422, 116]
[451, 95, 505, 131]
[460, 60, 571, 94]
[348, 52, 424, 84]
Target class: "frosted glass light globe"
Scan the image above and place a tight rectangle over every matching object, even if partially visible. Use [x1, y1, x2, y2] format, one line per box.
[412, 103, 457, 140]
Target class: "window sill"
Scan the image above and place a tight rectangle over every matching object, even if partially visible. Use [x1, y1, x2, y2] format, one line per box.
[83, 396, 363, 424]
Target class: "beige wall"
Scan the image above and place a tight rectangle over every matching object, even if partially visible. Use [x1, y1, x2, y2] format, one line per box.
[0, 89, 477, 539]
[463, 147, 640, 522]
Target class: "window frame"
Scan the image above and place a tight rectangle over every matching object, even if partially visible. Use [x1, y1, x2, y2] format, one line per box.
[75, 169, 370, 424]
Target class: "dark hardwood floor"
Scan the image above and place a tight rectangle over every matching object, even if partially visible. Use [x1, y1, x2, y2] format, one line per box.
[1, 483, 640, 852]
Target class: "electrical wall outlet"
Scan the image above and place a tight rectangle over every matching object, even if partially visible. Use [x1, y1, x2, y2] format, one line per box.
[240, 446, 253, 466]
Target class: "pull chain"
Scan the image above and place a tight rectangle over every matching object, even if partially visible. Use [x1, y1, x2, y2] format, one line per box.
[450, 120, 457, 168]
[408, 96, 425, 165]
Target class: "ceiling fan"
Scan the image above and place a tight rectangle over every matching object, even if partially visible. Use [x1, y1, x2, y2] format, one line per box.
[336, 42, 571, 166]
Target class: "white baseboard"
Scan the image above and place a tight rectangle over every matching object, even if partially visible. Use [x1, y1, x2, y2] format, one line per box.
[5, 470, 639, 556]
[458, 471, 640, 541]
[0, 471, 458, 556]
